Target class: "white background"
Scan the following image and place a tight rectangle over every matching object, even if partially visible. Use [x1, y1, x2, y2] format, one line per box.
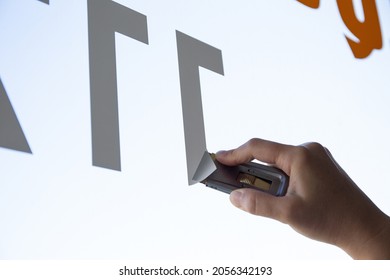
[1, 0, 390, 259]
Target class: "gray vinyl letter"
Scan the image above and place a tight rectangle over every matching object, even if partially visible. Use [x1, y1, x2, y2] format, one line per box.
[87, 0, 148, 171]
[37, 0, 49, 4]
[0, 78, 32, 154]
[176, 31, 224, 185]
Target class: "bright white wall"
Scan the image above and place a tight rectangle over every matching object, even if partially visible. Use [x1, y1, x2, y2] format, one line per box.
[1, 0, 389, 259]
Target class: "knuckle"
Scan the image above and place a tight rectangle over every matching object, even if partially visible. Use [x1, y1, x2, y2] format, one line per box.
[244, 194, 258, 215]
[293, 145, 311, 163]
[293, 142, 325, 166]
[246, 138, 260, 150]
[230, 148, 244, 164]
[305, 142, 324, 152]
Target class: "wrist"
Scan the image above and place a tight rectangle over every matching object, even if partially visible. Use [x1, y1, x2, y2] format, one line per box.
[342, 214, 390, 259]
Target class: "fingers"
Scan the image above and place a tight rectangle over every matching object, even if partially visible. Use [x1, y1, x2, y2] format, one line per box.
[230, 188, 287, 221]
[216, 138, 294, 174]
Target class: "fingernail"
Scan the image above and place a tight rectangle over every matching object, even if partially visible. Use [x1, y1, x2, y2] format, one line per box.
[216, 150, 227, 156]
[216, 150, 229, 160]
[230, 190, 244, 206]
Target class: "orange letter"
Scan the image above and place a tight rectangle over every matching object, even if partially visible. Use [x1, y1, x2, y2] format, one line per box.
[296, 0, 320, 9]
[337, 0, 382, 58]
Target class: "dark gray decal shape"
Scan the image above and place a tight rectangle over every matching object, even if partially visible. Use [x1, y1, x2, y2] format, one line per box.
[0, 78, 32, 153]
[87, 0, 148, 171]
[176, 31, 224, 185]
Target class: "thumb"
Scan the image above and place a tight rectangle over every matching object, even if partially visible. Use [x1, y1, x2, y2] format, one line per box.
[230, 188, 285, 221]
[216, 148, 253, 166]
[215, 138, 293, 174]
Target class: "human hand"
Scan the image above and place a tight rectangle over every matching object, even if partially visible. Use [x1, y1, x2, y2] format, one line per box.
[216, 138, 390, 259]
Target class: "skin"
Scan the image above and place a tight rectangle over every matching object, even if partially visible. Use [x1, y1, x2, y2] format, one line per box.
[216, 138, 390, 259]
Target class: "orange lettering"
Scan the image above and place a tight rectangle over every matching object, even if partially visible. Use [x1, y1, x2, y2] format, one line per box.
[296, 0, 320, 9]
[337, 0, 382, 58]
